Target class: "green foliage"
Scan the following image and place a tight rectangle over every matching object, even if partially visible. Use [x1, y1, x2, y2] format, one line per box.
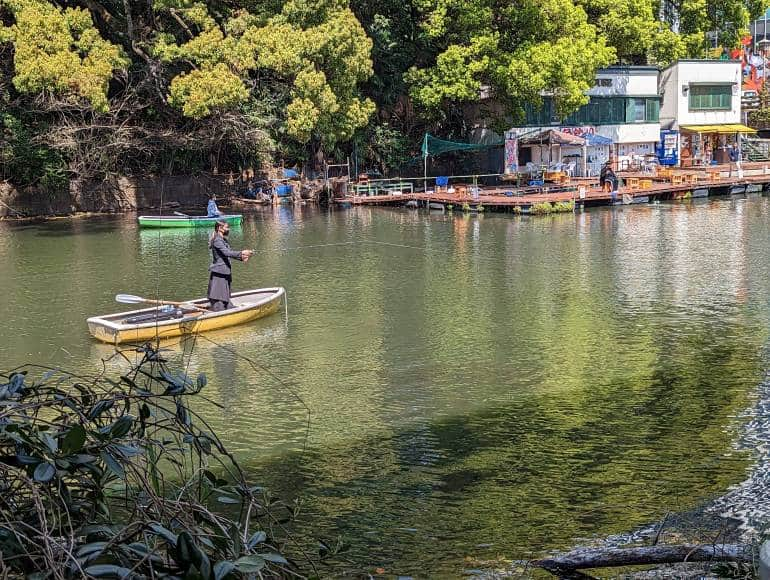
[580, 0, 687, 65]
[529, 200, 575, 214]
[153, 0, 374, 145]
[669, 0, 768, 54]
[748, 82, 770, 128]
[168, 63, 251, 119]
[0, 348, 303, 578]
[1, 0, 768, 183]
[358, 123, 410, 174]
[405, 0, 615, 120]
[0, 113, 67, 189]
[0, 0, 127, 112]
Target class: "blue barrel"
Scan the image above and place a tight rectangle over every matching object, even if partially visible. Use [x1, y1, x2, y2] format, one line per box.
[276, 184, 293, 197]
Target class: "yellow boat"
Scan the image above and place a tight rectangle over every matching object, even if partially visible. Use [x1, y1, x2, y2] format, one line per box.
[87, 288, 285, 344]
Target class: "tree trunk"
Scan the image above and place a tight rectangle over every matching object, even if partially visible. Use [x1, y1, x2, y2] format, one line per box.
[534, 544, 753, 577]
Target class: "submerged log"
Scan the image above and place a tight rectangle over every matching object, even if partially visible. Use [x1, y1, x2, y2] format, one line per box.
[534, 543, 753, 577]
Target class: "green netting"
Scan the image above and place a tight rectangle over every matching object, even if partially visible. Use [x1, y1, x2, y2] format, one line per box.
[421, 134, 503, 157]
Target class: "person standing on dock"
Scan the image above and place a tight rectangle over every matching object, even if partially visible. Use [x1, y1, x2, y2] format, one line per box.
[207, 221, 252, 311]
[600, 161, 618, 201]
[729, 142, 743, 178]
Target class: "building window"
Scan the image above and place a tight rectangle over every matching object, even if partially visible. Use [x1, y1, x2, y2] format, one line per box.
[594, 78, 613, 87]
[689, 84, 732, 110]
[629, 98, 647, 122]
[525, 96, 661, 126]
[646, 98, 660, 122]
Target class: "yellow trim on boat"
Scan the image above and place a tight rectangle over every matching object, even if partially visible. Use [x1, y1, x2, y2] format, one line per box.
[87, 288, 284, 344]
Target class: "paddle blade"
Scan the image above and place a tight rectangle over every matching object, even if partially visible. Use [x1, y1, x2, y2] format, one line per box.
[115, 294, 145, 304]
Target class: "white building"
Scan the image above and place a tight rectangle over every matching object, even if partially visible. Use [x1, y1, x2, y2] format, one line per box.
[659, 60, 753, 165]
[590, 65, 661, 164]
[509, 66, 661, 174]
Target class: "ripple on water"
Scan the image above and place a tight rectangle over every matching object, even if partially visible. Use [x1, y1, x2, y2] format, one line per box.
[0, 201, 769, 575]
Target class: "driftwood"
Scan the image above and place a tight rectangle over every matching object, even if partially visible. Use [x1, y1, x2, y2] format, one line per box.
[534, 543, 753, 578]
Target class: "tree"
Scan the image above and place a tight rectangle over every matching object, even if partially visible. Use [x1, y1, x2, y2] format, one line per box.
[152, 0, 375, 148]
[404, 0, 616, 122]
[748, 81, 770, 128]
[666, 0, 770, 55]
[0, 0, 127, 112]
[579, 0, 687, 65]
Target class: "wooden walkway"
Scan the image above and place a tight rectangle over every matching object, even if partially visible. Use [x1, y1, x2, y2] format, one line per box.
[335, 163, 770, 211]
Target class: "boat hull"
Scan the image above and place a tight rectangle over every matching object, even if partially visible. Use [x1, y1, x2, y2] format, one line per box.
[138, 214, 243, 228]
[87, 288, 284, 344]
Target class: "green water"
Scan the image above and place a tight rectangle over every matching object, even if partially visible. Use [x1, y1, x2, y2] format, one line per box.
[1, 200, 769, 576]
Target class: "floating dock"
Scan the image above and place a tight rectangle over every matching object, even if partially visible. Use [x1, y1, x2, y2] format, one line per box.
[334, 163, 770, 212]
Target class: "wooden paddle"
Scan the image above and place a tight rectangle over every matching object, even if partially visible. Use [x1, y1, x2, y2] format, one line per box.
[173, 211, 190, 217]
[115, 294, 209, 312]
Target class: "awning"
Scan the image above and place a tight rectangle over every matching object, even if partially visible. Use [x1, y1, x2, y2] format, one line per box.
[519, 129, 585, 146]
[680, 124, 757, 134]
[585, 133, 612, 146]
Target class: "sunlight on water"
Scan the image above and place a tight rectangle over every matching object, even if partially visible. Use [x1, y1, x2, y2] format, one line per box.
[1, 198, 770, 575]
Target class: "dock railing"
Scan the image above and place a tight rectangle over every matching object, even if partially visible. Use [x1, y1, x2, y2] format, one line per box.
[345, 172, 590, 198]
[347, 173, 520, 196]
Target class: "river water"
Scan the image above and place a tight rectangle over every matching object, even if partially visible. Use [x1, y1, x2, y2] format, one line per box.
[1, 199, 770, 576]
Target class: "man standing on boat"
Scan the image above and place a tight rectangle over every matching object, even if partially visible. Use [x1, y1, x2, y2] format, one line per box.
[208, 221, 252, 311]
[207, 193, 223, 217]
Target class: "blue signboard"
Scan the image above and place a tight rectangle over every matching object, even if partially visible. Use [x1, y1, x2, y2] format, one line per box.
[657, 130, 679, 166]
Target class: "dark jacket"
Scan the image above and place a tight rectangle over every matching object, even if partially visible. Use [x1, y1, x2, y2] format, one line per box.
[599, 165, 616, 187]
[209, 235, 243, 275]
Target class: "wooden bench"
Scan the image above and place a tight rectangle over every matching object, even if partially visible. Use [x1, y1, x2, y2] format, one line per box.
[639, 178, 653, 189]
[671, 174, 685, 185]
[707, 170, 721, 182]
[626, 177, 640, 190]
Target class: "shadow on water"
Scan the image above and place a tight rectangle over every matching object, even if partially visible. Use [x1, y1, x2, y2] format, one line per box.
[4, 216, 131, 237]
[226, 323, 760, 576]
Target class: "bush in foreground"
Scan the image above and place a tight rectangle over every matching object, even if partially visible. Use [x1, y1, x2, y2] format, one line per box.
[0, 346, 312, 579]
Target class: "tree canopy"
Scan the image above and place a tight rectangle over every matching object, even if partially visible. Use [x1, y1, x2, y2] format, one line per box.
[0, 0, 768, 185]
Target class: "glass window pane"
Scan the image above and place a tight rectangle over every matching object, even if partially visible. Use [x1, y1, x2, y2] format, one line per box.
[646, 99, 659, 122]
[689, 85, 732, 110]
[613, 98, 625, 123]
[634, 98, 646, 121]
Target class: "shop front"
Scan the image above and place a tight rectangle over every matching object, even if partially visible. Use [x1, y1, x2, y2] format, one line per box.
[679, 124, 756, 166]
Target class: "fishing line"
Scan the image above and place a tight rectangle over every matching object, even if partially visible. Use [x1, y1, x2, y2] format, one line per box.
[153, 181, 164, 359]
[249, 240, 361, 253]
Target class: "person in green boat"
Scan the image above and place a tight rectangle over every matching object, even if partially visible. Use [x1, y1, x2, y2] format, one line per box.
[207, 220, 252, 311]
[207, 193, 223, 217]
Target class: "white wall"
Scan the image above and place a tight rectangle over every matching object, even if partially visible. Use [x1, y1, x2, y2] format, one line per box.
[659, 65, 678, 127]
[596, 124, 660, 143]
[660, 60, 741, 127]
[589, 67, 659, 97]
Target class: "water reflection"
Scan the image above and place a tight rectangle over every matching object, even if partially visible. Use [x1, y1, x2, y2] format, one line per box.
[1, 201, 770, 575]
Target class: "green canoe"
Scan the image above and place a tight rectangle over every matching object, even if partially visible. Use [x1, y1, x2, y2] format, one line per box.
[137, 214, 243, 228]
